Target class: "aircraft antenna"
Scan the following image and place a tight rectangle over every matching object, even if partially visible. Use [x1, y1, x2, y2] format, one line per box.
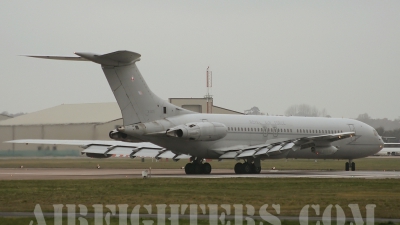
[205, 66, 213, 113]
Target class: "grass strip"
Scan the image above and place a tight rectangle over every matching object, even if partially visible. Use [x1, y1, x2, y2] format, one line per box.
[0, 178, 399, 218]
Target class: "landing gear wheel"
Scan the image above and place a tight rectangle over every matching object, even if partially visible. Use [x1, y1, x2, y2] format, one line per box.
[253, 166, 261, 174]
[351, 162, 355, 171]
[243, 162, 252, 174]
[185, 163, 194, 174]
[250, 163, 256, 173]
[345, 162, 349, 171]
[194, 164, 202, 174]
[234, 163, 243, 174]
[203, 163, 212, 174]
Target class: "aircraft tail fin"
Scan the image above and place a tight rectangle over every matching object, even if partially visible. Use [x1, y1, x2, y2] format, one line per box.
[25, 51, 195, 125]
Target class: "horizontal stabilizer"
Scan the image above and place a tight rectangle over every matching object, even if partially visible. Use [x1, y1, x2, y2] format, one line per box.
[23, 55, 88, 61]
[23, 51, 141, 66]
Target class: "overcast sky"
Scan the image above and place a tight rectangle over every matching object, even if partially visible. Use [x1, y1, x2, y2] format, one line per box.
[1, 1, 399, 119]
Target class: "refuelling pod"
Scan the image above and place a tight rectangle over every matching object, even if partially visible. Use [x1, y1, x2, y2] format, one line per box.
[166, 122, 227, 141]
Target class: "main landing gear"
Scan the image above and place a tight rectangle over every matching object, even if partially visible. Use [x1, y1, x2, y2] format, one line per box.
[345, 159, 355, 171]
[184, 158, 212, 174]
[234, 159, 262, 174]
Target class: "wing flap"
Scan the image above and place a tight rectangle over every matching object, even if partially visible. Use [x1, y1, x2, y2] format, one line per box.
[253, 147, 271, 156]
[219, 151, 238, 159]
[157, 151, 176, 159]
[82, 145, 110, 154]
[132, 149, 163, 158]
[174, 154, 191, 159]
[107, 146, 137, 155]
[237, 150, 257, 158]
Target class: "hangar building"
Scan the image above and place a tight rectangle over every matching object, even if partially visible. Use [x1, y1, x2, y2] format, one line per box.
[0, 114, 12, 121]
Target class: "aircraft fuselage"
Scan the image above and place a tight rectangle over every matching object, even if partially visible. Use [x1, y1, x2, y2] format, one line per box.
[125, 113, 383, 160]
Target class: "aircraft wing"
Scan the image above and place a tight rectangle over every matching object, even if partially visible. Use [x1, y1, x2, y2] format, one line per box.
[217, 132, 355, 159]
[6, 139, 191, 160]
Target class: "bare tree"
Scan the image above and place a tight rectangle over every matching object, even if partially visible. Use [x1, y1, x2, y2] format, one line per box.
[284, 104, 329, 117]
[244, 106, 264, 115]
[1, 111, 26, 117]
[357, 113, 371, 122]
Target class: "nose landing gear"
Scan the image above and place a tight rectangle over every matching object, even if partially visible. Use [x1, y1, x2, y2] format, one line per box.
[345, 160, 355, 171]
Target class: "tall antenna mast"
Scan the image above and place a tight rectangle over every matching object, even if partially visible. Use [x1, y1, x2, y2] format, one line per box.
[205, 66, 213, 113]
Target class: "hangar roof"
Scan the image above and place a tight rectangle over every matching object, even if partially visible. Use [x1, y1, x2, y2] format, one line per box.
[0, 103, 121, 126]
[0, 114, 12, 121]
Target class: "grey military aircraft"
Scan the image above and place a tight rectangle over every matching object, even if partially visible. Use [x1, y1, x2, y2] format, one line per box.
[9, 51, 384, 174]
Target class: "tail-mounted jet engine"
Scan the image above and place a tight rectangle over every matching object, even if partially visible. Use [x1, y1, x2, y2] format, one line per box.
[109, 130, 140, 142]
[166, 122, 227, 141]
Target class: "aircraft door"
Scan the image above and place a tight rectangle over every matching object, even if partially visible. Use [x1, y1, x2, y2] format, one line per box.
[262, 125, 269, 138]
[272, 125, 278, 137]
